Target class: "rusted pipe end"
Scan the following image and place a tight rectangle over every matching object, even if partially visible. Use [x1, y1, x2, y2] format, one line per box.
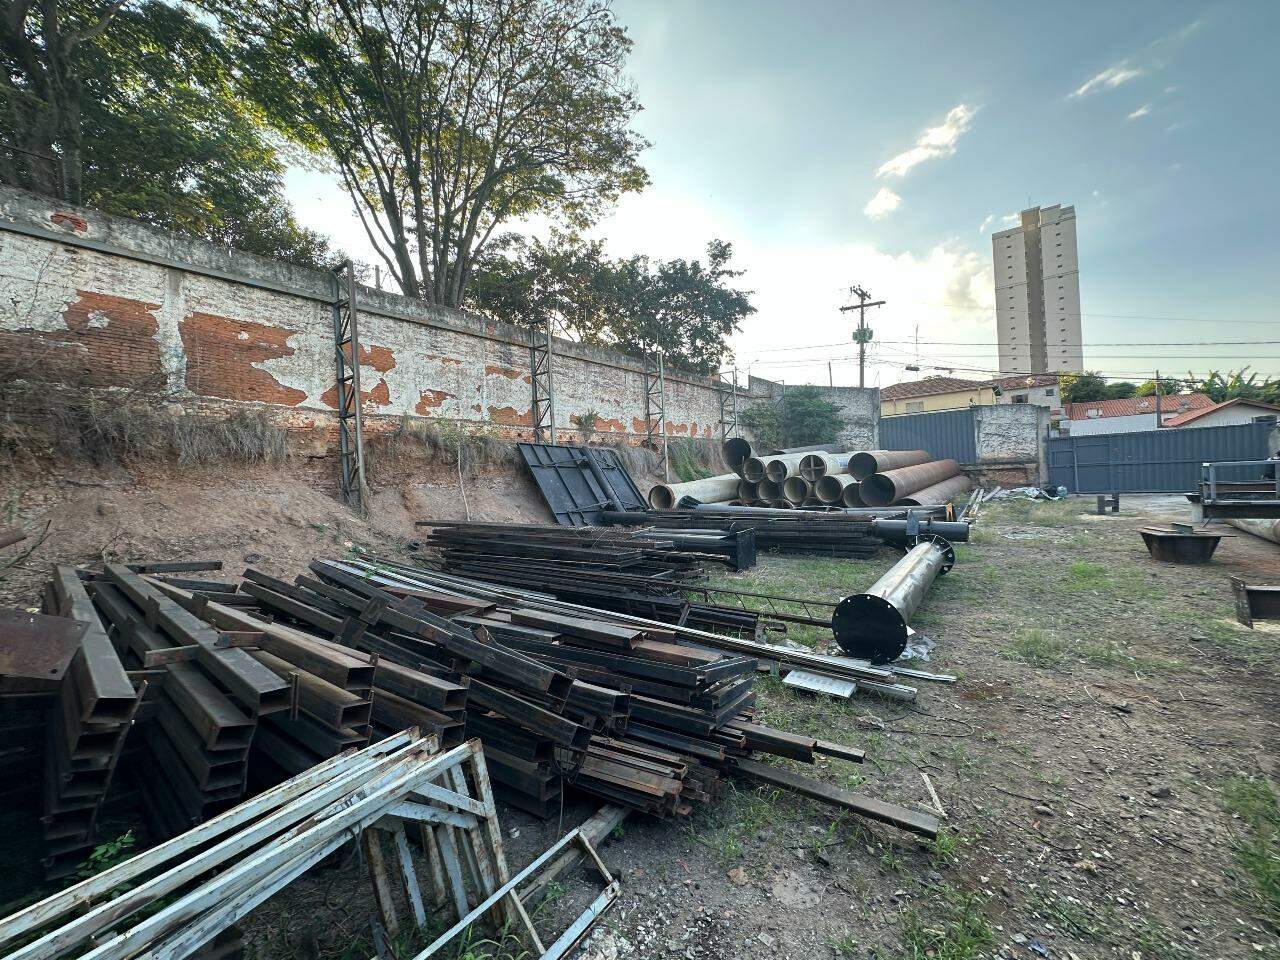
[831, 594, 909, 664]
[648, 485, 676, 509]
[799, 454, 826, 482]
[849, 452, 879, 480]
[860, 473, 897, 507]
[722, 437, 752, 475]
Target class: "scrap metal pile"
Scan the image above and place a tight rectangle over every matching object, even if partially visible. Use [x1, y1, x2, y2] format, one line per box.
[9, 549, 939, 884]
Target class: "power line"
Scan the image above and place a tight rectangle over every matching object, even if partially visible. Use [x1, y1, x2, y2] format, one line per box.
[899, 302, 1278, 324]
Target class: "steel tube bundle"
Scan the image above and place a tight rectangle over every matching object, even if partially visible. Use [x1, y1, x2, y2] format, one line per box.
[898, 474, 974, 507]
[647, 473, 740, 509]
[799, 452, 853, 482]
[860, 459, 962, 507]
[831, 535, 955, 663]
[764, 451, 828, 483]
[815, 474, 858, 504]
[849, 450, 931, 481]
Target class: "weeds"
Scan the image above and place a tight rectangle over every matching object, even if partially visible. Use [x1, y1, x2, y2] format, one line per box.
[879, 889, 992, 960]
[364, 416, 511, 479]
[1223, 775, 1280, 932]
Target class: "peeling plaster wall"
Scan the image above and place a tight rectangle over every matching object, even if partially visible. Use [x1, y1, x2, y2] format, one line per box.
[0, 186, 752, 442]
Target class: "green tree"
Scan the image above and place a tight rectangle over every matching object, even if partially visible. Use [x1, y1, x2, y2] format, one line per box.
[1135, 377, 1180, 397]
[233, 0, 648, 304]
[1185, 368, 1280, 405]
[1060, 372, 1136, 403]
[2, 0, 331, 267]
[739, 386, 843, 451]
[468, 233, 753, 375]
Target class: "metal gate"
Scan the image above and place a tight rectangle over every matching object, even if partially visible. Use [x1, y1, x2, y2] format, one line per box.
[1047, 420, 1275, 493]
[881, 408, 977, 464]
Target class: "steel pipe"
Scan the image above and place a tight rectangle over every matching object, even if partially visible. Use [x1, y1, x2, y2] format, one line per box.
[815, 474, 858, 504]
[869, 519, 970, 542]
[765, 451, 830, 483]
[782, 476, 812, 503]
[842, 483, 866, 508]
[647, 473, 740, 509]
[849, 450, 931, 481]
[742, 456, 770, 482]
[737, 478, 758, 500]
[860, 459, 962, 507]
[832, 535, 955, 663]
[769, 499, 795, 509]
[756, 479, 782, 500]
[1227, 518, 1280, 544]
[898, 474, 974, 507]
[799, 453, 853, 482]
[721, 437, 753, 475]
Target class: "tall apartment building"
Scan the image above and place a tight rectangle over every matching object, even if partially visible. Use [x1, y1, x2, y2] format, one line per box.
[992, 204, 1083, 375]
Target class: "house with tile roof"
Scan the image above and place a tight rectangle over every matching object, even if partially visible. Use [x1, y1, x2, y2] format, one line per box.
[1161, 397, 1280, 429]
[1061, 393, 1217, 435]
[880, 377, 997, 416]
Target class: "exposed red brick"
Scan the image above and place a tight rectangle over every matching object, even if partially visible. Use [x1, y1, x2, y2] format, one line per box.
[362, 344, 396, 373]
[631, 417, 651, 434]
[415, 389, 453, 413]
[0, 290, 166, 388]
[321, 378, 392, 410]
[49, 212, 88, 234]
[594, 417, 626, 434]
[485, 364, 523, 380]
[488, 405, 534, 427]
[179, 311, 306, 405]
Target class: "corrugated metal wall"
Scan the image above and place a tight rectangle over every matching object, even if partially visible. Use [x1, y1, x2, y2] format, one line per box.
[1047, 420, 1274, 493]
[880, 408, 977, 463]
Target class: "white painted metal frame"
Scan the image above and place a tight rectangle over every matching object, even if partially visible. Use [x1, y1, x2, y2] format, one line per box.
[0, 731, 542, 960]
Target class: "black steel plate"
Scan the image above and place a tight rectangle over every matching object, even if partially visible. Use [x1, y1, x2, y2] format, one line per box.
[0, 607, 87, 695]
[518, 442, 647, 526]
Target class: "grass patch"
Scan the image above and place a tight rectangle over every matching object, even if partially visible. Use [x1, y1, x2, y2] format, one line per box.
[1033, 892, 1194, 959]
[876, 888, 993, 960]
[1223, 775, 1280, 933]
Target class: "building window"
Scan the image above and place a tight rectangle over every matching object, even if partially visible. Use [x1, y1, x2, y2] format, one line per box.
[1012, 394, 1028, 404]
[906, 401, 924, 414]
[1044, 388, 1055, 396]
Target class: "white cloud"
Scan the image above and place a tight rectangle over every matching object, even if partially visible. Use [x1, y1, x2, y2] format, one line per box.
[864, 187, 901, 220]
[874, 104, 976, 179]
[1127, 103, 1151, 120]
[979, 213, 1018, 234]
[1069, 63, 1144, 99]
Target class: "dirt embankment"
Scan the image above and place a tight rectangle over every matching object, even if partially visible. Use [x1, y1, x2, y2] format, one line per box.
[0, 449, 558, 609]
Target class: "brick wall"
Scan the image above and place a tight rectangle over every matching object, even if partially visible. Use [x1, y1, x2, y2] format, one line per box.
[0, 185, 761, 445]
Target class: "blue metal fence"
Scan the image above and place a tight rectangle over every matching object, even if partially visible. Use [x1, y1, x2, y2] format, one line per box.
[880, 408, 977, 464]
[1047, 420, 1275, 493]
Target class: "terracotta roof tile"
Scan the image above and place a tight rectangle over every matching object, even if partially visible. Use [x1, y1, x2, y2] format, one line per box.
[1063, 393, 1215, 421]
[1162, 397, 1280, 427]
[880, 377, 990, 401]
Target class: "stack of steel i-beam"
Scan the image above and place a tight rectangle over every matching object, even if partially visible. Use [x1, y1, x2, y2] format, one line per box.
[75, 562, 292, 840]
[38, 567, 141, 879]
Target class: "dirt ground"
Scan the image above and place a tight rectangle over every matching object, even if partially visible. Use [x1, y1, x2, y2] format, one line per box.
[2, 459, 1278, 960]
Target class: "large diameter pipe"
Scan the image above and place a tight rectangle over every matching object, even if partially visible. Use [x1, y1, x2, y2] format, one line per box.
[815, 473, 858, 504]
[782, 476, 812, 503]
[742, 456, 770, 482]
[737, 478, 758, 500]
[842, 483, 866, 508]
[648, 473, 740, 509]
[1227, 518, 1280, 544]
[764, 451, 829, 483]
[756, 479, 782, 500]
[799, 452, 853, 482]
[832, 535, 955, 663]
[898, 474, 974, 507]
[849, 450, 931, 481]
[860, 459, 962, 507]
[722, 437, 753, 475]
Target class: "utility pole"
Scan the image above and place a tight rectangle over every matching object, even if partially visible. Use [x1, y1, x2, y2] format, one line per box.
[1155, 369, 1163, 428]
[839, 286, 886, 387]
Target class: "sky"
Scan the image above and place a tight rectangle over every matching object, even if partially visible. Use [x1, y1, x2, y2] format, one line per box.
[284, 0, 1280, 390]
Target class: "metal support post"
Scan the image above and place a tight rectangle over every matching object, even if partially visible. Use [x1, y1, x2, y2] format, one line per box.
[717, 369, 739, 443]
[331, 260, 366, 514]
[643, 352, 670, 482]
[529, 320, 555, 444]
